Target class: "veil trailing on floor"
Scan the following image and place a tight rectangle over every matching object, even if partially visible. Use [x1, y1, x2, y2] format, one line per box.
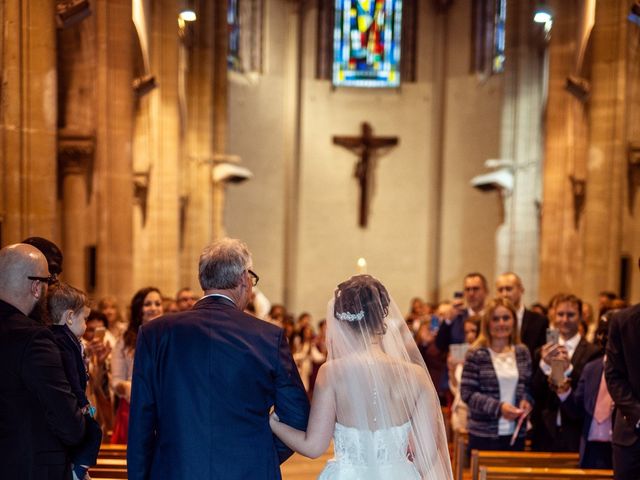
[325, 275, 453, 480]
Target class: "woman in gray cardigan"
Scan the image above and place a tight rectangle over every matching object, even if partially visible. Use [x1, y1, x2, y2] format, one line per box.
[461, 297, 533, 451]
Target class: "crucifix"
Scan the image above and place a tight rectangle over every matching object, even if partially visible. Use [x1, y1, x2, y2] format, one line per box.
[333, 122, 398, 228]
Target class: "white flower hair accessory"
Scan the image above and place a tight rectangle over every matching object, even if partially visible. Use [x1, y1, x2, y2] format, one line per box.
[336, 311, 365, 322]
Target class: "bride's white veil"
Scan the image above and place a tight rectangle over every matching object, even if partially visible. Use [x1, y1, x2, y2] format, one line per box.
[326, 275, 452, 480]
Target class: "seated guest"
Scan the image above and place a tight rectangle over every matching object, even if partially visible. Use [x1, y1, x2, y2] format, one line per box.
[556, 313, 614, 469]
[47, 283, 103, 480]
[449, 315, 481, 432]
[530, 294, 601, 452]
[461, 298, 533, 451]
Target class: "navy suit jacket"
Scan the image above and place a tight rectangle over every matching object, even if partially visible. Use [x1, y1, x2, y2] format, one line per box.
[127, 296, 310, 480]
[605, 304, 640, 447]
[560, 356, 609, 466]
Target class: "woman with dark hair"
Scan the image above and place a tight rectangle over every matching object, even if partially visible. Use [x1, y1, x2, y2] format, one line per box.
[460, 297, 533, 452]
[110, 287, 163, 443]
[269, 275, 452, 479]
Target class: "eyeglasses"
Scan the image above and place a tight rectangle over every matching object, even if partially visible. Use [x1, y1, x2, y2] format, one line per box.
[28, 275, 57, 286]
[248, 269, 259, 286]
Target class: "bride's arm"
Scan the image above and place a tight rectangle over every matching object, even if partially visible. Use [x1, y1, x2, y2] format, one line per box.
[270, 363, 335, 459]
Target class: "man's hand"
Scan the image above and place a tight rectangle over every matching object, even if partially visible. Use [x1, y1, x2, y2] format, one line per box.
[541, 342, 569, 369]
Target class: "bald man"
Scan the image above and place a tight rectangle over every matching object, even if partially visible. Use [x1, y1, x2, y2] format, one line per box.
[0, 244, 85, 479]
[496, 272, 548, 359]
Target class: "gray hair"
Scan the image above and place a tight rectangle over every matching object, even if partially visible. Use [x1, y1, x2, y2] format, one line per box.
[198, 238, 252, 290]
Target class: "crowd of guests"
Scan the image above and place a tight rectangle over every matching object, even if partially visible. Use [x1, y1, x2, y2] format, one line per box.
[1, 236, 638, 479]
[405, 271, 631, 471]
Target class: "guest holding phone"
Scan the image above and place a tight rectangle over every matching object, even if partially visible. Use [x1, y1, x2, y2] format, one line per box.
[83, 310, 113, 433]
[461, 297, 533, 451]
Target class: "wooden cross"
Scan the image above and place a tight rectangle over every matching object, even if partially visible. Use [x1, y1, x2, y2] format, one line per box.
[333, 122, 398, 227]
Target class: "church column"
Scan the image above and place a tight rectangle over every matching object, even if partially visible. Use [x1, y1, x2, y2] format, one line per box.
[539, 1, 582, 301]
[0, 0, 58, 243]
[94, 0, 133, 304]
[211, 0, 228, 241]
[181, 0, 215, 288]
[58, 134, 94, 287]
[581, 0, 628, 302]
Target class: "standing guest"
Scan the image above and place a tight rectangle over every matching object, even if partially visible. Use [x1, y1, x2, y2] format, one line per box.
[293, 323, 316, 392]
[605, 258, 640, 480]
[415, 320, 448, 404]
[436, 272, 489, 353]
[162, 296, 179, 313]
[175, 287, 197, 311]
[47, 282, 103, 480]
[127, 238, 309, 479]
[406, 297, 426, 332]
[556, 313, 614, 469]
[97, 295, 127, 343]
[309, 320, 328, 396]
[449, 315, 481, 433]
[82, 310, 113, 433]
[531, 294, 600, 452]
[495, 272, 548, 360]
[22, 236, 64, 324]
[110, 287, 163, 444]
[461, 298, 533, 451]
[0, 244, 85, 478]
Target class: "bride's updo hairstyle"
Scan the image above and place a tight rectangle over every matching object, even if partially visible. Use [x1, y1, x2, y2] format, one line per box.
[333, 275, 390, 334]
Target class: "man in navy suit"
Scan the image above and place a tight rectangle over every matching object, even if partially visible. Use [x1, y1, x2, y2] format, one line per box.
[128, 238, 310, 480]
[558, 314, 613, 469]
[605, 258, 640, 480]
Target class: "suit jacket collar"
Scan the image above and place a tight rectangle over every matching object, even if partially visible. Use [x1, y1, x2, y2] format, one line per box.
[193, 294, 238, 310]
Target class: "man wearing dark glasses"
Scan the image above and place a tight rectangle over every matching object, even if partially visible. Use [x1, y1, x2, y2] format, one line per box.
[0, 243, 85, 479]
[22, 236, 64, 325]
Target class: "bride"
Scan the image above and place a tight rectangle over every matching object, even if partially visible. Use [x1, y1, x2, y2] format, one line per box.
[270, 275, 453, 479]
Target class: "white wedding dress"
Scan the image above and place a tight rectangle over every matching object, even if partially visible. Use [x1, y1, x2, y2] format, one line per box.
[318, 422, 421, 479]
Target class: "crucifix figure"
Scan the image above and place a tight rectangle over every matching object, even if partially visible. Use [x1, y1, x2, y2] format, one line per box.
[333, 122, 398, 227]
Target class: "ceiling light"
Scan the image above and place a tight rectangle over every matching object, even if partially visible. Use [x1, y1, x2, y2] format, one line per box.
[179, 10, 197, 22]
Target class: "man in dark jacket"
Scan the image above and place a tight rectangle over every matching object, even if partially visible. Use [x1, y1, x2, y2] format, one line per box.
[0, 244, 85, 479]
[605, 257, 640, 479]
[128, 238, 310, 480]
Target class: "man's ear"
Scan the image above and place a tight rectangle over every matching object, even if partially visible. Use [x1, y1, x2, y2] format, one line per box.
[31, 281, 41, 298]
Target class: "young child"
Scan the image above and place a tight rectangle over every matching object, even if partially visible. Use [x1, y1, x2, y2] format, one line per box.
[48, 282, 103, 480]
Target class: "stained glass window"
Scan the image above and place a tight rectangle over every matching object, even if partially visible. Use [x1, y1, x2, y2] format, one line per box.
[333, 0, 403, 88]
[227, 0, 263, 74]
[492, 0, 506, 73]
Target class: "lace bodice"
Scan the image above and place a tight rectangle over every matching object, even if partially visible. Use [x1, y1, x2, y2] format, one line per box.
[332, 422, 412, 466]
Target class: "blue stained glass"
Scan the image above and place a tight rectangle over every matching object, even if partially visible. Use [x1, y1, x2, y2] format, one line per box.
[333, 0, 403, 88]
[492, 0, 506, 73]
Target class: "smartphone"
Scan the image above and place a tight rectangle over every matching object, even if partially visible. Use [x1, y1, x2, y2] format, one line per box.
[453, 291, 464, 299]
[546, 327, 559, 345]
[430, 315, 440, 332]
[94, 326, 106, 341]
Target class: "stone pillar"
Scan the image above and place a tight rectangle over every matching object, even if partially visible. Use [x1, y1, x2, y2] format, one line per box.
[58, 133, 94, 287]
[581, 0, 628, 303]
[182, 0, 215, 289]
[495, 0, 546, 303]
[539, 0, 583, 302]
[211, 0, 228, 241]
[0, 0, 58, 243]
[94, 0, 133, 305]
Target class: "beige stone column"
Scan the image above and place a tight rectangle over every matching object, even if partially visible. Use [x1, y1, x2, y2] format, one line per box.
[58, 133, 94, 287]
[182, 0, 215, 288]
[539, 0, 583, 301]
[0, 0, 58, 243]
[581, 0, 628, 303]
[211, 0, 228, 241]
[94, 0, 133, 304]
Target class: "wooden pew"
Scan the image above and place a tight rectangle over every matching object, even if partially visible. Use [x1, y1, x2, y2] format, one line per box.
[452, 430, 468, 480]
[479, 465, 614, 479]
[97, 444, 127, 458]
[470, 450, 579, 480]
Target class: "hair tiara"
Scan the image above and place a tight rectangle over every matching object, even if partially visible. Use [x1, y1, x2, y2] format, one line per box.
[336, 311, 365, 322]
